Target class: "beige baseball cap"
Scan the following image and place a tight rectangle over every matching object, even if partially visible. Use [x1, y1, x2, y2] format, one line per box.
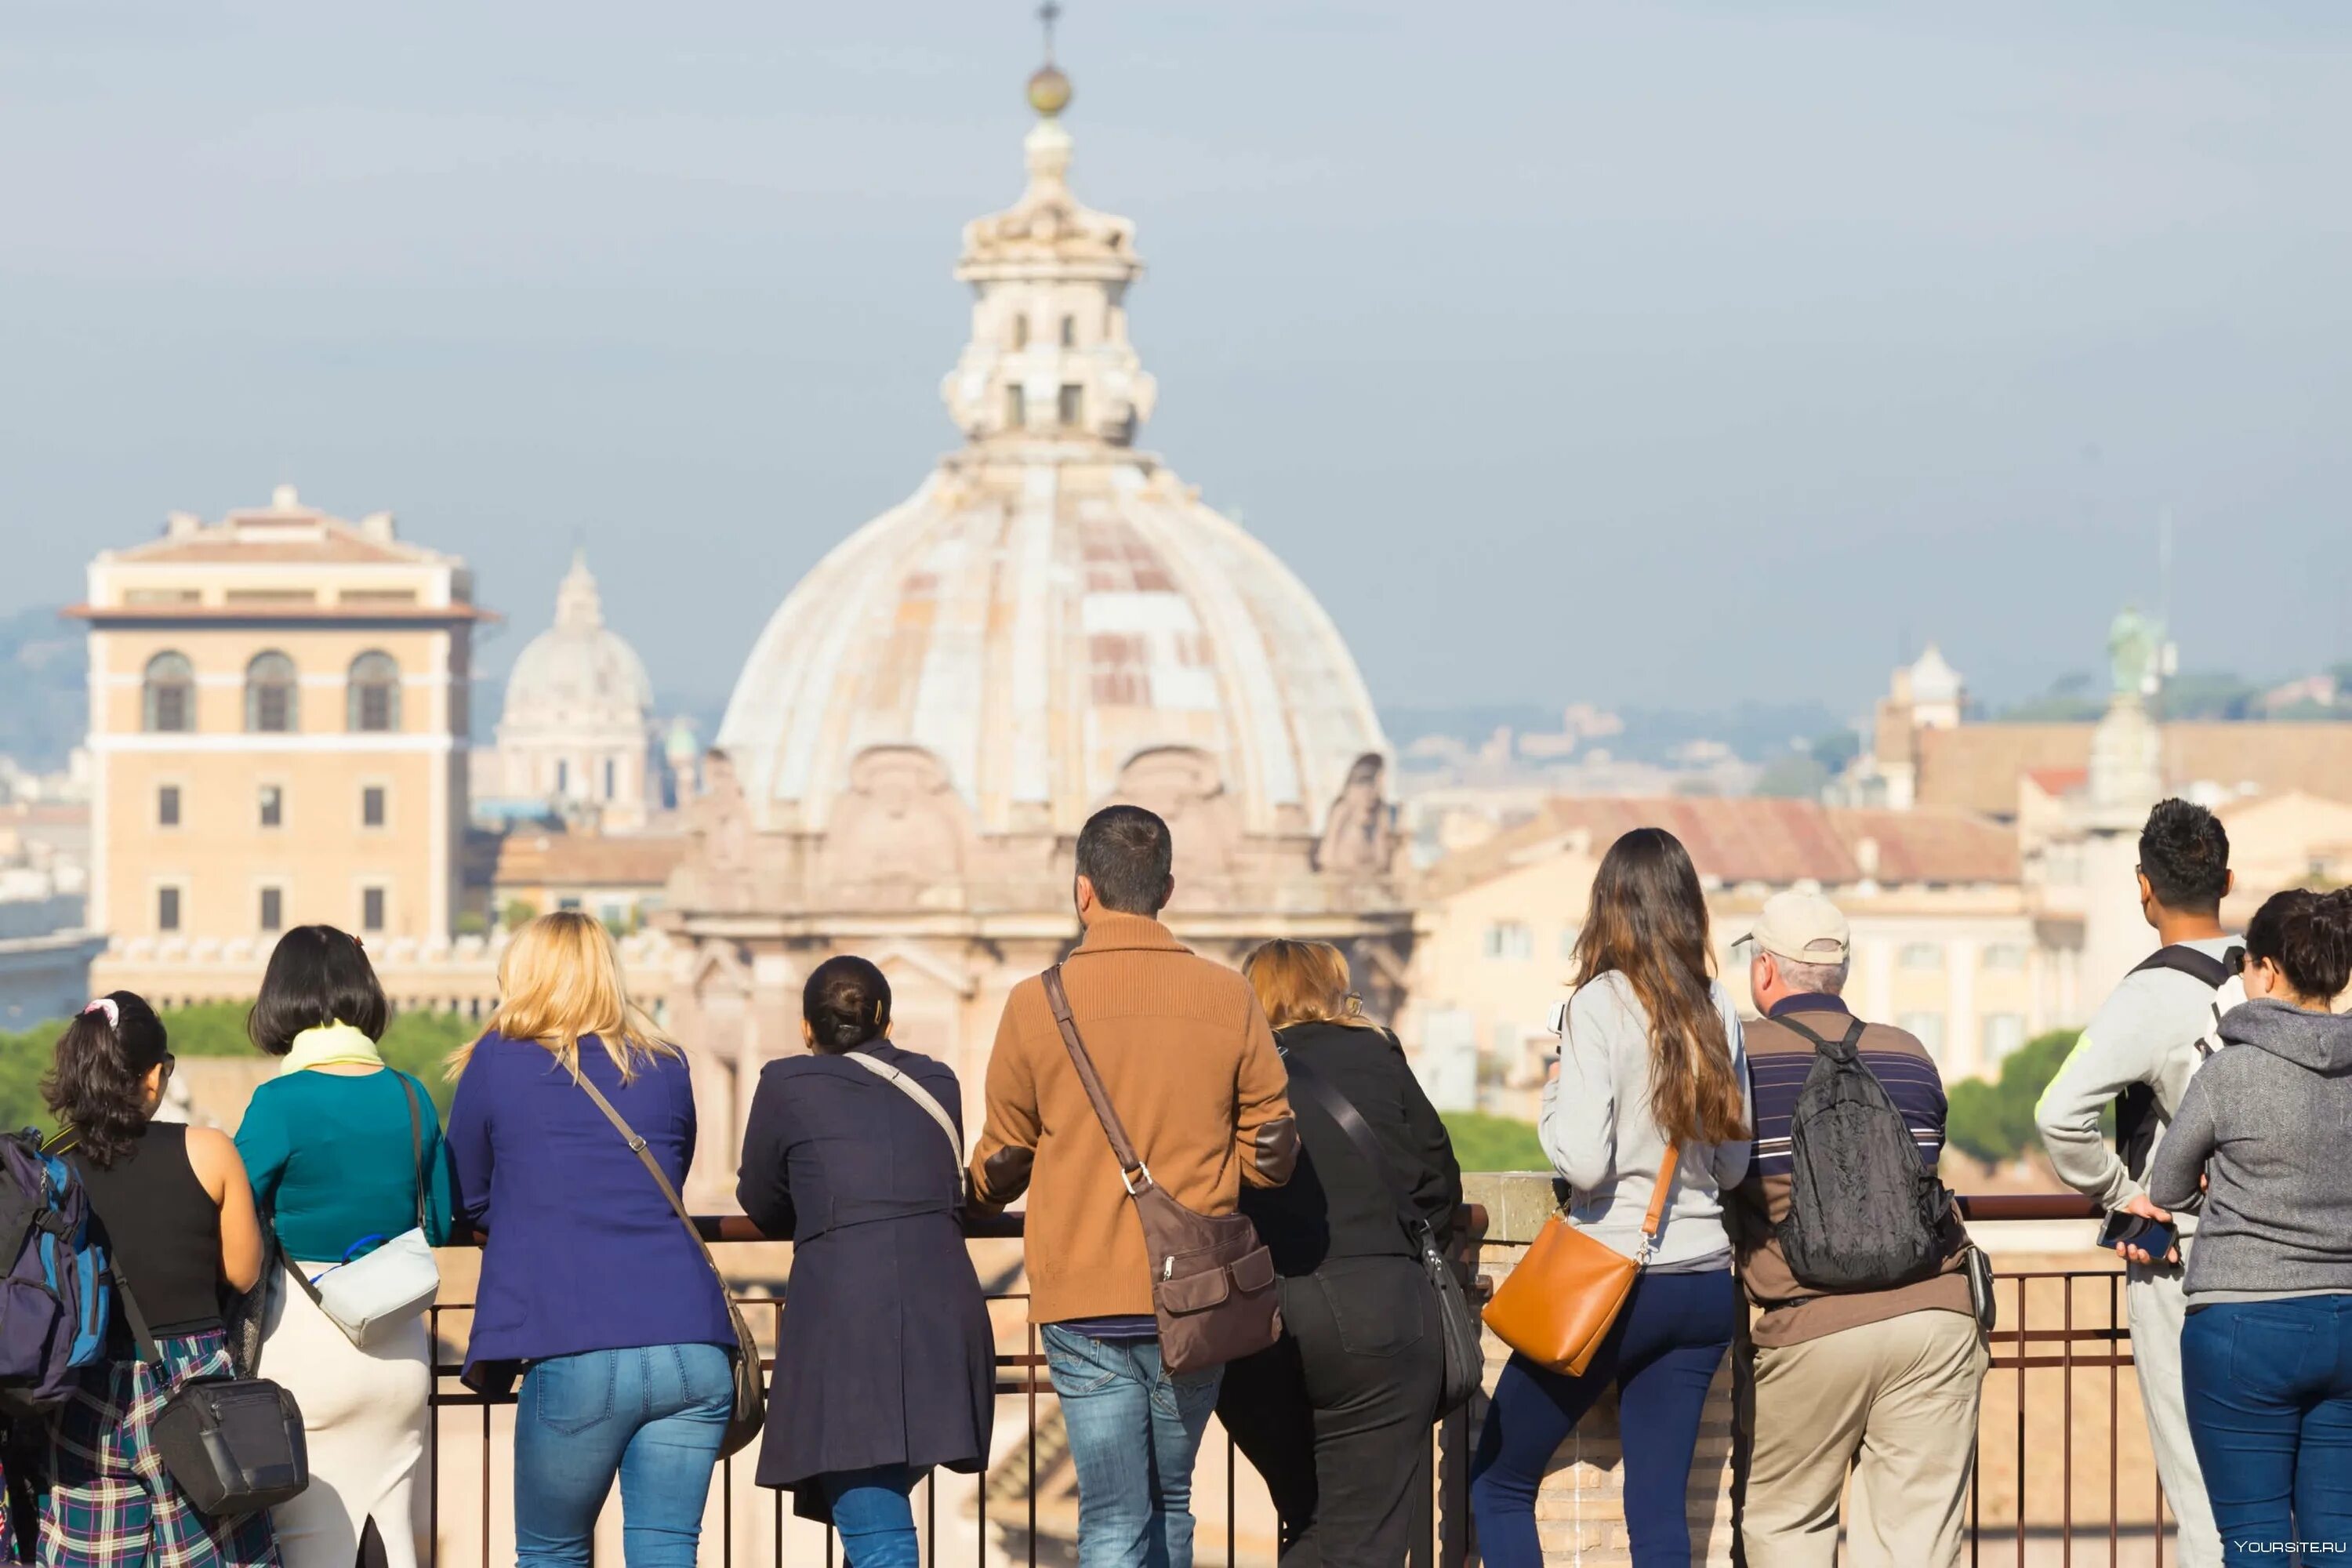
[1737, 890, 1851, 964]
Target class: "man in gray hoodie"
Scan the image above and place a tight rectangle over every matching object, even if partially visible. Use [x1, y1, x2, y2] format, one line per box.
[2034, 800, 2234, 1568]
[2147, 887, 2352, 1559]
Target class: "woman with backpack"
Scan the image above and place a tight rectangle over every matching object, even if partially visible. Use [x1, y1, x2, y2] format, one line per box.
[733, 957, 993, 1567]
[2148, 885, 2352, 1560]
[39, 992, 279, 1568]
[234, 927, 452, 1568]
[1468, 827, 1753, 1568]
[445, 911, 737, 1568]
[1217, 939, 1464, 1567]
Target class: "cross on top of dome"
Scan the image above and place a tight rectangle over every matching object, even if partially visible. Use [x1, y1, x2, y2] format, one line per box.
[554, 548, 606, 633]
[940, 27, 1158, 449]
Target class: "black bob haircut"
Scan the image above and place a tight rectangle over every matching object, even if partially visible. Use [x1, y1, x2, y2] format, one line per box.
[1076, 804, 1174, 916]
[247, 924, 389, 1054]
[2137, 799, 2231, 915]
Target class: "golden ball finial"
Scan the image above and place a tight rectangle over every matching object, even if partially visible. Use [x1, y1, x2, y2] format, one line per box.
[1027, 64, 1072, 118]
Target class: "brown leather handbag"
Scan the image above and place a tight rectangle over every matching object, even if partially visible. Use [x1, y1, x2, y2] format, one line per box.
[1481, 1145, 1679, 1377]
[1042, 965, 1283, 1376]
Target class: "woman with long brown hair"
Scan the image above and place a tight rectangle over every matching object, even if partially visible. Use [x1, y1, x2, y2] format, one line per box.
[1469, 827, 1752, 1568]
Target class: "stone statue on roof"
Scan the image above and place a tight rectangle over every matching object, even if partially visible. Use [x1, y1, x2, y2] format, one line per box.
[2107, 606, 2163, 699]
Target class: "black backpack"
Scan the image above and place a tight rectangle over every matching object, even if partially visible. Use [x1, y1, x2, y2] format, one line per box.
[2113, 943, 2242, 1181]
[1777, 1017, 1951, 1293]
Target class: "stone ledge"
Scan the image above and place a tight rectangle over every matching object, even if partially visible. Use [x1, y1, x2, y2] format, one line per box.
[1463, 1171, 1561, 1246]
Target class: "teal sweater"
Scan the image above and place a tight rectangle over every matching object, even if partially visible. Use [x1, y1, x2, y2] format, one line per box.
[236, 1069, 454, 1261]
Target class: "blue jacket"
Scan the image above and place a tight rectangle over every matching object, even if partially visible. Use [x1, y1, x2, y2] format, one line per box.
[446, 1031, 732, 1392]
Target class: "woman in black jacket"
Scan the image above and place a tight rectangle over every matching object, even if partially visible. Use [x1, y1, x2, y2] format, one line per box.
[1219, 939, 1465, 1566]
[735, 957, 994, 1567]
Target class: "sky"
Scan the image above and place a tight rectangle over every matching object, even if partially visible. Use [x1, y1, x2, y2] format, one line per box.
[2, 1, 2347, 728]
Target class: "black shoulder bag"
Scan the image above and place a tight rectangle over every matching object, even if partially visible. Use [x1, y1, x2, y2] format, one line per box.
[1280, 1047, 1482, 1414]
[111, 1268, 307, 1518]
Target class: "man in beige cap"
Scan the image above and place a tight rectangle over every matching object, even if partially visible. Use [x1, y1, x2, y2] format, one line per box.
[1726, 891, 1988, 1568]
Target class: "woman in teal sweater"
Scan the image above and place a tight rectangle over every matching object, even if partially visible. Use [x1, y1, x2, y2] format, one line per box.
[234, 926, 452, 1568]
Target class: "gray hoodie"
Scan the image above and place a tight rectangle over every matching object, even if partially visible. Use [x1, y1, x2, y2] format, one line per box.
[2146, 998, 2352, 1306]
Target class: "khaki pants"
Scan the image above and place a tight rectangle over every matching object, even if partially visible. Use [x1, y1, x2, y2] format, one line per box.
[1742, 1309, 1989, 1568]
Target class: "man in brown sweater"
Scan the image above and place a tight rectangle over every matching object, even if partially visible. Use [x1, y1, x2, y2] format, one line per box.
[1726, 891, 1987, 1568]
[970, 804, 1296, 1568]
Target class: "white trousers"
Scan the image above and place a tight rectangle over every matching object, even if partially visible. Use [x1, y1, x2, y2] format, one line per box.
[2126, 1257, 2220, 1568]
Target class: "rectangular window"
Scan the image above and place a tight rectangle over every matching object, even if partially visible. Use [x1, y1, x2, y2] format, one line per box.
[1058, 383, 1083, 426]
[258, 785, 283, 829]
[260, 887, 283, 933]
[556, 759, 570, 794]
[1059, 314, 1076, 347]
[361, 887, 386, 933]
[557, 896, 583, 912]
[603, 759, 616, 800]
[152, 686, 188, 732]
[1010, 315, 1030, 350]
[158, 887, 180, 932]
[362, 786, 387, 829]
[1982, 943, 2028, 971]
[358, 684, 393, 732]
[157, 786, 180, 828]
[1899, 1011, 1946, 1062]
[1982, 1012, 2027, 1064]
[1899, 942, 1942, 970]
[600, 903, 626, 930]
[1482, 922, 1534, 961]
[1005, 385, 1026, 430]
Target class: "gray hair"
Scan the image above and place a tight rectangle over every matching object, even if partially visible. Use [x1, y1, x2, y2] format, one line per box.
[1773, 953, 1850, 995]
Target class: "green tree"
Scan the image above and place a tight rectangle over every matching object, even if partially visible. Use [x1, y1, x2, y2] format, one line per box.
[1944, 1028, 2085, 1163]
[1441, 1111, 1548, 1173]
[501, 898, 539, 933]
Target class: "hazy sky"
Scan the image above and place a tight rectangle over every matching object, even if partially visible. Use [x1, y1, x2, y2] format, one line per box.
[3, 1, 2347, 726]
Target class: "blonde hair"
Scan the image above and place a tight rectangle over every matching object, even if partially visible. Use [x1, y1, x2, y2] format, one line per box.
[1243, 939, 1376, 1032]
[449, 910, 677, 1082]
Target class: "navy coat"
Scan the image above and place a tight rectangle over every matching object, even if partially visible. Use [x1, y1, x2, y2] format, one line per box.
[735, 1041, 994, 1519]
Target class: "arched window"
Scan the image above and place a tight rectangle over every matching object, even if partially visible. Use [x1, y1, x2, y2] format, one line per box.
[245, 652, 298, 733]
[347, 651, 401, 732]
[143, 652, 194, 733]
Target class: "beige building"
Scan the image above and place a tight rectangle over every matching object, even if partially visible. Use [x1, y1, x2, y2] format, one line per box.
[1407, 796, 2051, 1109]
[74, 487, 489, 1003]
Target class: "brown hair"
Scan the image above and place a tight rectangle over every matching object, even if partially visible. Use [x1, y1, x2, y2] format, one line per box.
[2245, 886, 2352, 1004]
[1243, 939, 1375, 1032]
[1570, 828, 1748, 1147]
[43, 992, 170, 1167]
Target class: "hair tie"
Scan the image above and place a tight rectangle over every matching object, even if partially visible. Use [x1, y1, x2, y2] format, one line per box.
[81, 997, 119, 1029]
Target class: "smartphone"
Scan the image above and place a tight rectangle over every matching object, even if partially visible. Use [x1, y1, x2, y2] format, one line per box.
[2097, 1210, 2177, 1259]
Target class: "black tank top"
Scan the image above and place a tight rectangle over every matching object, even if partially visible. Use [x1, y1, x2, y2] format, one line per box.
[78, 1122, 225, 1336]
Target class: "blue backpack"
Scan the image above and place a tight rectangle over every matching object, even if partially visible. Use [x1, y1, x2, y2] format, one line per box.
[0, 1129, 111, 1413]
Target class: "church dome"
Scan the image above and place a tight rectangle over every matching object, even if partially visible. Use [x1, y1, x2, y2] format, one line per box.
[500, 553, 654, 735]
[716, 78, 1388, 843]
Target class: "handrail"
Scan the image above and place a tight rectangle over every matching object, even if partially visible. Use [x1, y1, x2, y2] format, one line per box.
[440, 1192, 2100, 1247]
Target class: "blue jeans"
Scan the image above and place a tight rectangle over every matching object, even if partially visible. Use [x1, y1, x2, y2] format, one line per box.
[513, 1343, 735, 1568]
[1041, 1326, 1223, 1568]
[821, 1465, 924, 1568]
[1471, 1269, 1737, 1568]
[2182, 1296, 2352, 1563]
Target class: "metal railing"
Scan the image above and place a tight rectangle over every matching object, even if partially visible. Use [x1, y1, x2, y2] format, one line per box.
[422, 1194, 2158, 1568]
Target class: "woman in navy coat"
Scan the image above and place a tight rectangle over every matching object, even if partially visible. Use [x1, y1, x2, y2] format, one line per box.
[735, 956, 995, 1566]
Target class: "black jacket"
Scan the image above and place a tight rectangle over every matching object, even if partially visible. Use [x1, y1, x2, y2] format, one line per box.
[735, 1042, 994, 1517]
[1240, 1022, 1463, 1276]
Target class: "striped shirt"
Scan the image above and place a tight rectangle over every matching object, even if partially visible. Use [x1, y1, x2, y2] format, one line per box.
[1729, 996, 1975, 1348]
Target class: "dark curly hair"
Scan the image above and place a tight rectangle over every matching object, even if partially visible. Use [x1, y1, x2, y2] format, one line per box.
[2138, 799, 2231, 915]
[802, 956, 891, 1054]
[42, 992, 170, 1168]
[2245, 887, 2352, 1004]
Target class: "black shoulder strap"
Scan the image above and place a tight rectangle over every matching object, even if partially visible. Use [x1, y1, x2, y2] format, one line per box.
[1772, 1014, 1868, 1059]
[2131, 944, 2240, 991]
[1280, 1049, 1432, 1245]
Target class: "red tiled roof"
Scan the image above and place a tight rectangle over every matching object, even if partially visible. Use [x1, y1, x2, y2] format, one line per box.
[492, 831, 688, 889]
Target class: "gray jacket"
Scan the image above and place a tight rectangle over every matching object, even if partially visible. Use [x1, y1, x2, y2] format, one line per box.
[2146, 999, 2352, 1306]
[1539, 971, 1753, 1271]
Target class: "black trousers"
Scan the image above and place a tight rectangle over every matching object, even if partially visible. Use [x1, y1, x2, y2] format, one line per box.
[1218, 1254, 1444, 1567]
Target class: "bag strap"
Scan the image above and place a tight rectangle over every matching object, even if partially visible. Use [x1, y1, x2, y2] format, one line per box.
[841, 1051, 967, 1196]
[395, 1072, 428, 1236]
[1773, 1014, 1868, 1059]
[571, 1072, 731, 1291]
[108, 1262, 166, 1374]
[1635, 1144, 1681, 1265]
[1040, 964, 1153, 1196]
[2130, 942, 2241, 990]
[1279, 1048, 1435, 1249]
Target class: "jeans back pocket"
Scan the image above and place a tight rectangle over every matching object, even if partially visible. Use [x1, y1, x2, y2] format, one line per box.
[532, 1350, 619, 1436]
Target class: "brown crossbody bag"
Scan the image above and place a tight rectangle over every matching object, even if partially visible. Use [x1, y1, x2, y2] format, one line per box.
[1481, 1145, 1679, 1377]
[1042, 965, 1283, 1375]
